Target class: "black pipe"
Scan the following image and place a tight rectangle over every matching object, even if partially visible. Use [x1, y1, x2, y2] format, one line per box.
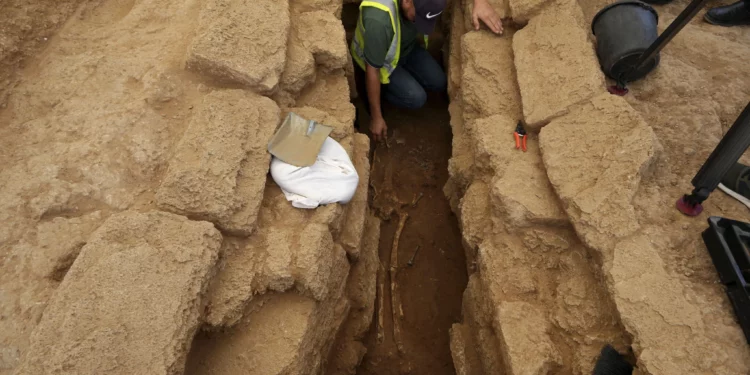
[623, 0, 709, 82]
[680, 102, 750, 213]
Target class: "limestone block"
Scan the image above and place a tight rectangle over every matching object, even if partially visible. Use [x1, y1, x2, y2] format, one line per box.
[279, 37, 317, 97]
[295, 73, 355, 139]
[16, 211, 222, 375]
[292, 0, 344, 17]
[490, 137, 567, 229]
[462, 275, 506, 374]
[447, 0, 466, 99]
[187, 291, 350, 375]
[447, 100, 475, 193]
[539, 94, 657, 251]
[339, 134, 371, 258]
[295, 11, 349, 72]
[461, 31, 522, 123]
[610, 236, 706, 375]
[512, 0, 605, 128]
[478, 236, 538, 299]
[471, 114, 516, 175]
[28, 211, 103, 281]
[495, 301, 562, 375]
[459, 181, 491, 250]
[156, 90, 280, 236]
[449, 324, 471, 375]
[509, 0, 554, 23]
[186, 0, 289, 94]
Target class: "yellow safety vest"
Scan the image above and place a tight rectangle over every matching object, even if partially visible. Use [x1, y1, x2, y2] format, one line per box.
[350, 0, 402, 84]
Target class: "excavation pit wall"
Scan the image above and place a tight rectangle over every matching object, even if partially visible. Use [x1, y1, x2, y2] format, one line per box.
[2, 0, 750, 374]
[444, 0, 750, 374]
[0, 0, 377, 373]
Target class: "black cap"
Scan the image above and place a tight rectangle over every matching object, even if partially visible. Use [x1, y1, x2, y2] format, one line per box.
[413, 0, 447, 35]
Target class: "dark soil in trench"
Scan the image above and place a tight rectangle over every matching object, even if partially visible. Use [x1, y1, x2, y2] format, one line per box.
[356, 91, 468, 375]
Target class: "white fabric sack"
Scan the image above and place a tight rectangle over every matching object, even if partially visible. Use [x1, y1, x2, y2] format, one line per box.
[270, 137, 359, 209]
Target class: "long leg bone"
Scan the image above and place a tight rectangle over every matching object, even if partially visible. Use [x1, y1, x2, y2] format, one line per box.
[390, 213, 409, 354]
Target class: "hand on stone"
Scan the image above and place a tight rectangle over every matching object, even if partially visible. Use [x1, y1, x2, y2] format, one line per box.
[473, 0, 504, 34]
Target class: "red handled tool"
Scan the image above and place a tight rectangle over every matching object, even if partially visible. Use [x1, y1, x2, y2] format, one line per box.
[514, 121, 527, 152]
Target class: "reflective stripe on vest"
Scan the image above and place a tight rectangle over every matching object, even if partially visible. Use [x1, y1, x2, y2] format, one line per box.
[350, 0, 402, 84]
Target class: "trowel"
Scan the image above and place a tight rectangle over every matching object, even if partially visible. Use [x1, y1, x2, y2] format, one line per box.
[267, 112, 333, 167]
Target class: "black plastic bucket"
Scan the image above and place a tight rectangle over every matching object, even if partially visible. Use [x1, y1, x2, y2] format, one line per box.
[592, 1, 660, 82]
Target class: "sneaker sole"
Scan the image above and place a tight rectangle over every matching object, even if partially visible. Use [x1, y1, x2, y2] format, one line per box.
[718, 183, 750, 210]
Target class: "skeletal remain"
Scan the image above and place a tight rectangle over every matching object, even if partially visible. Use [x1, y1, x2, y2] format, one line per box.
[390, 213, 408, 354]
[377, 260, 385, 343]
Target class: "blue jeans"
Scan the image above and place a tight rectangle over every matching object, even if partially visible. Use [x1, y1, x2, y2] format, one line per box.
[355, 46, 447, 112]
[383, 47, 447, 109]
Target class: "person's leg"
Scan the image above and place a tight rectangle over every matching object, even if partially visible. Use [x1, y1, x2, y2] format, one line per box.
[399, 47, 447, 93]
[382, 66, 428, 109]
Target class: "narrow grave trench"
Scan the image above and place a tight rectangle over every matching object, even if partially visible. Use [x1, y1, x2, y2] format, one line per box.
[342, 4, 468, 375]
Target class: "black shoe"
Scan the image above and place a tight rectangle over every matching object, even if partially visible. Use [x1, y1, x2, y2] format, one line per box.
[719, 162, 750, 210]
[705, 1, 750, 26]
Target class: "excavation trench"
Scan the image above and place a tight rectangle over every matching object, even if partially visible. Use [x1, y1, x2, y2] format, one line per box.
[357, 94, 467, 375]
[341, 5, 468, 375]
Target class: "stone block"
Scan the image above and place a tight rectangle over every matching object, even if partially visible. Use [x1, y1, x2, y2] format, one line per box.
[156, 90, 280, 236]
[490, 137, 567, 229]
[339, 134, 371, 257]
[447, 100, 475, 194]
[509, 0, 554, 23]
[512, 0, 605, 128]
[16, 210, 222, 375]
[186, 0, 289, 94]
[295, 73, 355, 139]
[187, 291, 349, 375]
[459, 181, 491, 250]
[539, 94, 657, 251]
[495, 301, 562, 375]
[292, 0, 343, 17]
[461, 31, 522, 123]
[447, 0, 466, 99]
[295, 11, 349, 72]
[343, 215, 380, 337]
[279, 36, 317, 98]
[609, 236, 706, 375]
[470, 114, 516, 175]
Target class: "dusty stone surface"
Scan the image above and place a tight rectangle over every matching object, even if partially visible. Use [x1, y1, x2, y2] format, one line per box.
[496, 301, 562, 375]
[491, 137, 567, 229]
[204, 185, 346, 327]
[278, 35, 317, 100]
[156, 90, 280, 236]
[447, 0, 465, 99]
[460, 275, 506, 375]
[512, 0, 604, 128]
[461, 31, 522, 123]
[540, 94, 657, 252]
[295, 11, 349, 72]
[16, 210, 222, 375]
[326, 215, 381, 375]
[446, 100, 475, 198]
[339, 134, 371, 257]
[187, 291, 349, 375]
[509, 0, 554, 23]
[459, 181, 491, 252]
[470, 114, 516, 175]
[0, 0, 85, 106]
[294, 73, 355, 139]
[187, 0, 289, 94]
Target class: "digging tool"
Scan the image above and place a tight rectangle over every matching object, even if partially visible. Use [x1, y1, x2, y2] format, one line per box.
[592, 0, 710, 95]
[677, 101, 750, 216]
[407, 245, 421, 267]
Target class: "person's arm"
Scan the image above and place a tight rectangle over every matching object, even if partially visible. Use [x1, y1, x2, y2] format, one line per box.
[473, 0, 504, 34]
[366, 64, 387, 142]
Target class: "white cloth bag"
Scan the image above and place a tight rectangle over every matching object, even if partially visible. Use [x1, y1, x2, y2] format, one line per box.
[270, 137, 359, 209]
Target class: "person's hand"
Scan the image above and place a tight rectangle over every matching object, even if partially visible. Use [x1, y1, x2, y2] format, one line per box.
[371, 116, 388, 143]
[473, 0, 504, 34]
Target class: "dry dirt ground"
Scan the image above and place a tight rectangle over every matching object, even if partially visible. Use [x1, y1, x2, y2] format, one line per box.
[2, 0, 750, 374]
